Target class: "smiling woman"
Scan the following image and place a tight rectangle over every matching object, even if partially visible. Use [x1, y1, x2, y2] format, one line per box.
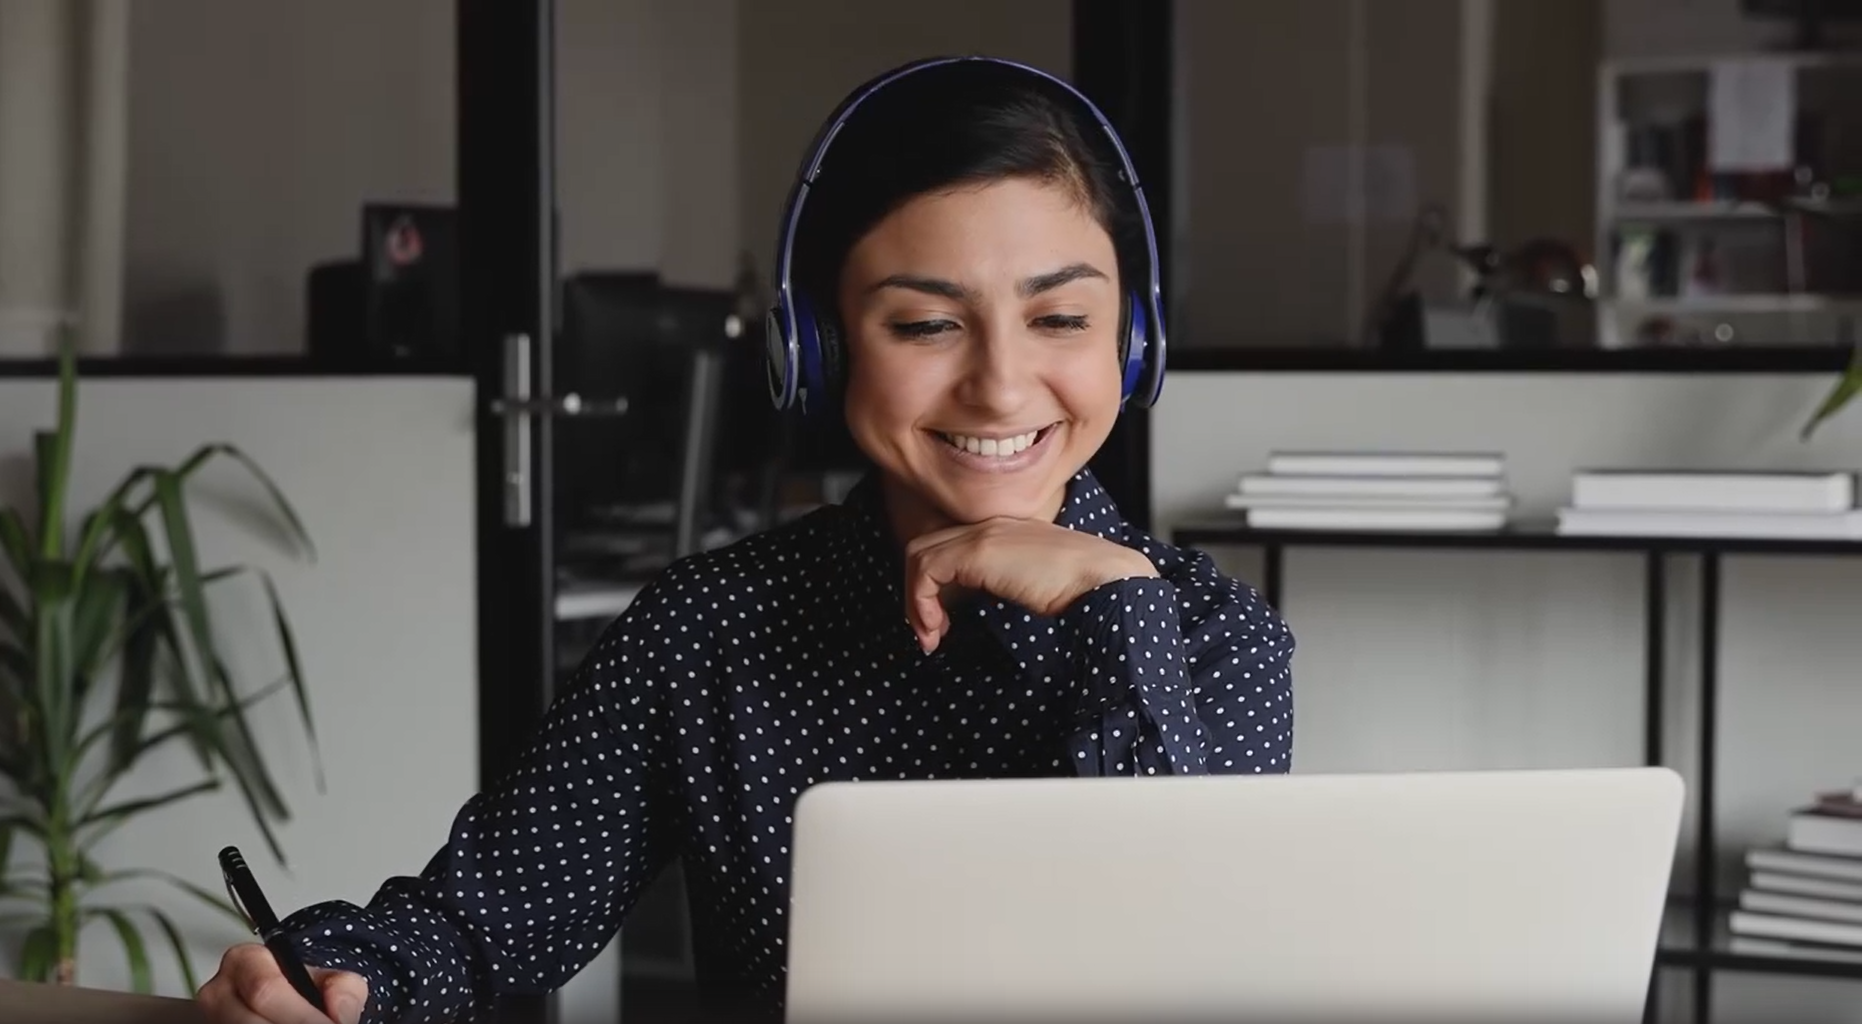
[194, 56, 1295, 1024]
[841, 179, 1125, 531]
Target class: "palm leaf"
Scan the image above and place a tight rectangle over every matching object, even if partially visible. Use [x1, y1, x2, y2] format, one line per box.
[0, 577, 23, 640]
[108, 512, 215, 772]
[152, 473, 292, 862]
[0, 508, 29, 577]
[106, 575, 162, 775]
[118, 445, 314, 564]
[69, 568, 128, 712]
[18, 923, 55, 982]
[257, 570, 322, 789]
[137, 906, 201, 993]
[69, 468, 156, 584]
[80, 780, 221, 841]
[1801, 340, 1862, 439]
[92, 908, 153, 993]
[91, 869, 246, 928]
[91, 677, 294, 781]
[193, 444, 316, 562]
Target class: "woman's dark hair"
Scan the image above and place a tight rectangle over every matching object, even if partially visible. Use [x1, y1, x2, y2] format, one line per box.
[791, 59, 1148, 333]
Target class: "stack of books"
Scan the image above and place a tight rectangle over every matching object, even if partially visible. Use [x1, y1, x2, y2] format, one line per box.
[1223, 451, 1511, 531]
[1731, 784, 1862, 963]
[1554, 470, 1862, 539]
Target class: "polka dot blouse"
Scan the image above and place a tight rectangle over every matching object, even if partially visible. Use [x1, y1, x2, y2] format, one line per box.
[277, 468, 1295, 1023]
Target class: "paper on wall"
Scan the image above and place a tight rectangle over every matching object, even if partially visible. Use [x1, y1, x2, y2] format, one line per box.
[1708, 58, 1795, 172]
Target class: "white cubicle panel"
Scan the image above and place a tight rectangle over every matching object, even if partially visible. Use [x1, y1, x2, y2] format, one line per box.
[0, 375, 478, 997]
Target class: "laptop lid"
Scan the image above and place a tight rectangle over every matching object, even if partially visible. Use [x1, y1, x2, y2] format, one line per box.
[783, 767, 1683, 1024]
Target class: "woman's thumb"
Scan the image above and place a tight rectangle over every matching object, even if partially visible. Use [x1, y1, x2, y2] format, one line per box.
[312, 968, 368, 1024]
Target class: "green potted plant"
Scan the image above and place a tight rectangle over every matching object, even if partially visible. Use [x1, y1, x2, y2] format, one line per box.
[0, 343, 320, 994]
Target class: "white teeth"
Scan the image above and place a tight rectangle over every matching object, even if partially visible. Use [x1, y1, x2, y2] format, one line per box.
[943, 429, 1041, 457]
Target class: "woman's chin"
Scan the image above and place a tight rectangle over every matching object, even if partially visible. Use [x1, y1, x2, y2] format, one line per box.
[930, 478, 1071, 525]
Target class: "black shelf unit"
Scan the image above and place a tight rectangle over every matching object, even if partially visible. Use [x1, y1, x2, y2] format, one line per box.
[1169, 520, 1862, 1024]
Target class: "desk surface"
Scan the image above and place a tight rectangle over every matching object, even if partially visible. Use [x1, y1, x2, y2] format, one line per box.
[0, 977, 206, 1024]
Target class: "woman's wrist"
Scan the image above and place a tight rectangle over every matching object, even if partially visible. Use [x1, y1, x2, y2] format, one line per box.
[1075, 547, 1159, 598]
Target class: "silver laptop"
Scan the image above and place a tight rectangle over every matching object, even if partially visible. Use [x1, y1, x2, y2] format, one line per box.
[784, 767, 1683, 1024]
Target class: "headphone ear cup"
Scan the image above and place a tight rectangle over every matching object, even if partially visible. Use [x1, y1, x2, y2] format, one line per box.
[1120, 290, 1147, 402]
[791, 291, 832, 414]
[815, 314, 844, 407]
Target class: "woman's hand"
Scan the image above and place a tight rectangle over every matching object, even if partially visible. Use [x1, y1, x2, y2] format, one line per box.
[196, 943, 367, 1024]
[904, 518, 1156, 652]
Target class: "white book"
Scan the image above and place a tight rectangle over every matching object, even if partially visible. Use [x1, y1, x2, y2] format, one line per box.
[1729, 936, 1862, 964]
[1265, 451, 1504, 478]
[1741, 889, 1862, 925]
[1751, 871, 1862, 903]
[1748, 848, 1862, 883]
[1225, 493, 1511, 512]
[1790, 812, 1862, 858]
[1555, 508, 1862, 540]
[1245, 507, 1507, 532]
[1237, 474, 1505, 499]
[1730, 910, 1862, 948]
[1571, 470, 1855, 513]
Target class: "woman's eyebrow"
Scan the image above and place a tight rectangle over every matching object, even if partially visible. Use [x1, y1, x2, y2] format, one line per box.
[1018, 262, 1107, 297]
[865, 263, 1106, 302]
[867, 274, 972, 301]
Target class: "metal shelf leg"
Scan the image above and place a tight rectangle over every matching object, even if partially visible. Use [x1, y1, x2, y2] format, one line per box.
[1694, 552, 1721, 1024]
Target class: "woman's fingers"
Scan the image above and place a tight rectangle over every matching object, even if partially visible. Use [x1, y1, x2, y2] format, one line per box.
[314, 968, 368, 1024]
[905, 536, 969, 652]
[198, 944, 366, 1024]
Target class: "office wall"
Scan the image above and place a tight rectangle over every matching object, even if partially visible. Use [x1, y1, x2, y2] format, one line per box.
[733, 0, 1073, 299]
[1174, 0, 1467, 348]
[118, 0, 739, 357]
[1150, 371, 1862, 1023]
[0, 375, 478, 997]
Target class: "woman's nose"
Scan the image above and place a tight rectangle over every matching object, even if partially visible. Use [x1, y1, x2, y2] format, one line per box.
[952, 326, 1034, 410]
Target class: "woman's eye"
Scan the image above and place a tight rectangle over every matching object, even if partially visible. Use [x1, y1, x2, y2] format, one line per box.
[1035, 314, 1091, 333]
[888, 319, 956, 340]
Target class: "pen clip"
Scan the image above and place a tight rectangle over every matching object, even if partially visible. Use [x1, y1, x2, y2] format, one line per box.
[223, 875, 260, 937]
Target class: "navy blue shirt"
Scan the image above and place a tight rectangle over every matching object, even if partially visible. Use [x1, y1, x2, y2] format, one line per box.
[279, 469, 1295, 1023]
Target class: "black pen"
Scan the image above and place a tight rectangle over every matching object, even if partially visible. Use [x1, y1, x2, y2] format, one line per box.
[219, 845, 326, 1014]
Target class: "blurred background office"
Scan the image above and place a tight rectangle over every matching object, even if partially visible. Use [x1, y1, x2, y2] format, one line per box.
[4, 2, 1862, 1024]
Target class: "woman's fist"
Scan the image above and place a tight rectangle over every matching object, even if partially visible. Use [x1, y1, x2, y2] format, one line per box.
[196, 943, 367, 1024]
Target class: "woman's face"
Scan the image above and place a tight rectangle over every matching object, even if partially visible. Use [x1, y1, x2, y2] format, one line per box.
[837, 176, 1125, 536]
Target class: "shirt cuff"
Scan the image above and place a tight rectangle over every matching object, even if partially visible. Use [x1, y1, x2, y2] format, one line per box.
[277, 902, 408, 1024]
[1066, 575, 1206, 772]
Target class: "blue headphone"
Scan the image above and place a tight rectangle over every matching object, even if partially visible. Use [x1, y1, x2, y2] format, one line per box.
[763, 56, 1167, 416]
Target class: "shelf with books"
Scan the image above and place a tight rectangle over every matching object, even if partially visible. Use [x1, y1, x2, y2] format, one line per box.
[1659, 895, 1862, 982]
[1173, 484, 1862, 1024]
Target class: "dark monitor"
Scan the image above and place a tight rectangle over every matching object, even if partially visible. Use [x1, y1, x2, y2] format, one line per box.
[553, 273, 763, 528]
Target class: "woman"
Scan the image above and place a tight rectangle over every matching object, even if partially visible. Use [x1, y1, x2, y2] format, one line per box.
[197, 55, 1294, 1024]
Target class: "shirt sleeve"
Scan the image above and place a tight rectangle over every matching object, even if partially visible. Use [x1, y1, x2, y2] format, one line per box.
[1064, 547, 1294, 777]
[272, 598, 686, 1024]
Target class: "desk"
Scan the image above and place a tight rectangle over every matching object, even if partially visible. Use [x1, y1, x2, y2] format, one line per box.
[0, 977, 206, 1024]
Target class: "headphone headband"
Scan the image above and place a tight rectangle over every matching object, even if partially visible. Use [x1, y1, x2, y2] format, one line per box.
[765, 56, 1167, 414]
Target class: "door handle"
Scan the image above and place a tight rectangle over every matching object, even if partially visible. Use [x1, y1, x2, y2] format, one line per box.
[496, 332, 631, 528]
[490, 395, 630, 417]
